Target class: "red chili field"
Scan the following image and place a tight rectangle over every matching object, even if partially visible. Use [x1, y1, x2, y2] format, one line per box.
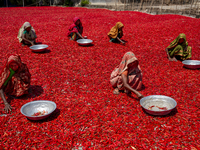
[0, 6, 200, 149]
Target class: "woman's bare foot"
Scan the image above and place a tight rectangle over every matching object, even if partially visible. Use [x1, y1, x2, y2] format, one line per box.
[113, 88, 119, 95]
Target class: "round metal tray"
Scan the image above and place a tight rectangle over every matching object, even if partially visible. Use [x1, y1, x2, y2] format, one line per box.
[30, 44, 48, 52]
[140, 95, 177, 116]
[21, 100, 56, 120]
[77, 39, 93, 46]
[182, 60, 200, 69]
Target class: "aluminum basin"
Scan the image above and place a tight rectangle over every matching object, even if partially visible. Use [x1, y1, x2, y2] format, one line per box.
[140, 95, 177, 116]
[77, 39, 93, 46]
[21, 100, 56, 120]
[182, 60, 200, 69]
[30, 44, 48, 52]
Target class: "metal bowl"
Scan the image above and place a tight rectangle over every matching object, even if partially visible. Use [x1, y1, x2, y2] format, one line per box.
[21, 100, 56, 120]
[77, 39, 93, 46]
[182, 60, 200, 69]
[30, 44, 48, 52]
[140, 95, 177, 116]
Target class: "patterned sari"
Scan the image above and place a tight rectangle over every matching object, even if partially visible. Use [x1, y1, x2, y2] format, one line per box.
[67, 17, 83, 41]
[17, 22, 37, 44]
[108, 22, 124, 42]
[0, 55, 31, 97]
[110, 52, 142, 91]
[166, 33, 192, 60]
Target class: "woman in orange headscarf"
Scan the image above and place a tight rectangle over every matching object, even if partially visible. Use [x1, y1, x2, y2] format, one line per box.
[110, 52, 144, 98]
[108, 22, 125, 45]
[0, 54, 31, 113]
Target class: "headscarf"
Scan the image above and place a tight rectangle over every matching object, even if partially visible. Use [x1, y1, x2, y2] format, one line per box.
[108, 22, 124, 39]
[167, 33, 188, 49]
[110, 52, 142, 91]
[67, 17, 83, 36]
[0, 55, 31, 96]
[17, 22, 36, 43]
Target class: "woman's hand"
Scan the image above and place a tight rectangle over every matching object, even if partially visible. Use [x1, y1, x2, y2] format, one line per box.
[0, 88, 12, 113]
[169, 57, 177, 62]
[4, 103, 12, 113]
[166, 48, 176, 61]
[117, 37, 125, 45]
[31, 42, 34, 46]
[121, 73, 144, 98]
[76, 32, 84, 39]
[136, 93, 144, 99]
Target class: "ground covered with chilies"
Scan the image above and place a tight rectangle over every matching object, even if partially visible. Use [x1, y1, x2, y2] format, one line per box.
[0, 6, 200, 149]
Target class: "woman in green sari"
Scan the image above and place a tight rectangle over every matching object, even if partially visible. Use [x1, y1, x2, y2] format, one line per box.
[165, 33, 192, 61]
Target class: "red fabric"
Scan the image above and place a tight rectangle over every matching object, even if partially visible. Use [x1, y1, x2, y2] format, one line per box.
[67, 17, 83, 36]
[0, 54, 31, 96]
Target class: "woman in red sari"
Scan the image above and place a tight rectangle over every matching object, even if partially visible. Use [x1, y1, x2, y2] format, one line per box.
[0, 54, 31, 113]
[110, 52, 144, 98]
[67, 17, 84, 41]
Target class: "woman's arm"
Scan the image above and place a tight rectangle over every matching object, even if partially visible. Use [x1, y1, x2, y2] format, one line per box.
[165, 48, 177, 61]
[76, 32, 84, 39]
[121, 71, 144, 99]
[22, 34, 34, 45]
[0, 88, 12, 113]
[117, 37, 125, 45]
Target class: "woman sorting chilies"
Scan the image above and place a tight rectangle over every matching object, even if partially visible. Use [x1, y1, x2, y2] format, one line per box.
[17, 22, 37, 46]
[67, 17, 84, 41]
[0, 55, 31, 113]
[108, 22, 125, 45]
[166, 33, 192, 61]
[110, 52, 144, 98]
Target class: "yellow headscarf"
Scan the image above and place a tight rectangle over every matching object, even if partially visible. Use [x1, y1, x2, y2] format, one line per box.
[108, 22, 124, 39]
